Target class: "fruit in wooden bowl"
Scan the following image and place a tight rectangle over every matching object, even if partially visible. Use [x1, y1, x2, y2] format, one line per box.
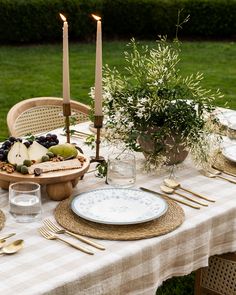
[0, 135, 90, 200]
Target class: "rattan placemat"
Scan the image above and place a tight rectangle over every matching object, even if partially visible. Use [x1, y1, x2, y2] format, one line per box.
[214, 153, 236, 175]
[54, 197, 185, 240]
[0, 209, 5, 231]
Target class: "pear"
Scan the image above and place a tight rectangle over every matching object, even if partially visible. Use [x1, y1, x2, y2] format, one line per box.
[49, 143, 78, 159]
[28, 141, 48, 162]
[7, 142, 29, 165]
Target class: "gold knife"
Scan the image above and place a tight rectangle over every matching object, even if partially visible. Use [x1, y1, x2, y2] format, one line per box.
[139, 187, 201, 209]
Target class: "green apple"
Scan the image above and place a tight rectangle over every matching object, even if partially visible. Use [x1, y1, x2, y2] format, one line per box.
[7, 142, 29, 165]
[48, 143, 78, 159]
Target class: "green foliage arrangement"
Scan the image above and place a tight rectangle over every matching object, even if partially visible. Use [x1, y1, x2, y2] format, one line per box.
[0, 0, 236, 43]
[98, 37, 223, 170]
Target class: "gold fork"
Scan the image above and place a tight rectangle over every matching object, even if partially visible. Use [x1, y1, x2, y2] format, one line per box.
[38, 227, 94, 255]
[43, 219, 105, 250]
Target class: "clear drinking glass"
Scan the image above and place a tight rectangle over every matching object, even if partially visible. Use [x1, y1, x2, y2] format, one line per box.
[107, 152, 136, 188]
[9, 182, 42, 223]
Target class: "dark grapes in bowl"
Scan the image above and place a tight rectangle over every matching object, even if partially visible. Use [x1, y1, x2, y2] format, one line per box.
[36, 134, 59, 148]
[38, 136, 46, 142]
[4, 140, 12, 148]
[51, 134, 57, 141]
[8, 136, 17, 143]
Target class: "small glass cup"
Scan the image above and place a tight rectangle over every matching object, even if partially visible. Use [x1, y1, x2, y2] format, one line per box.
[9, 182, 42, 223]
[107, 152, 136, 188]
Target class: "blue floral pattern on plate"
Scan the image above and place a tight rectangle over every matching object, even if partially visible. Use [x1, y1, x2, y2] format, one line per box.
[71, 188, 168, 225]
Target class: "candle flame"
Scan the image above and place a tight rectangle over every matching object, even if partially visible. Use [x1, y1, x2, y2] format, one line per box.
[92, 14, 101, 21]
[59, 13, 67, 22]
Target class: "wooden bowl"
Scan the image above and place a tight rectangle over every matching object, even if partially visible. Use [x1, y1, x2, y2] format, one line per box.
[0, 156, 90, 201]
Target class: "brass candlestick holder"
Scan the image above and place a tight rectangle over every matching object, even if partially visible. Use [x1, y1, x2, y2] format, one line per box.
[63, 103, 71, 143]
[90, 115, 105, 163]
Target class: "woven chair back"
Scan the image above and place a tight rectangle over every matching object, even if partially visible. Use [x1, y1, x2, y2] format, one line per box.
[7, 97, 90, 137]
[195, 252, 236, 295]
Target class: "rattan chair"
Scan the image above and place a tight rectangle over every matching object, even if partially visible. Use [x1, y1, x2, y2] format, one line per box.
[195, 252, 236, 295]
[7, 97, 90, 137]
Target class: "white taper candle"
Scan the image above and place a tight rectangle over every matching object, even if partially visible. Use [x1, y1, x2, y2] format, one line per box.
[92, 14, 103, 116]
[60, 13, 70, 104]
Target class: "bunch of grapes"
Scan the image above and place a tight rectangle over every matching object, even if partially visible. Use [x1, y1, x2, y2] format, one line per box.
[0, 134, 59, 162]
[0, 136, 21, 161]
[34, 134, 59, 148]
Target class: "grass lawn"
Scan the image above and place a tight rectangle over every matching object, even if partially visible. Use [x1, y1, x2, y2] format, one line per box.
[0, 41, 235, 294]
[0, 41, 236, 140]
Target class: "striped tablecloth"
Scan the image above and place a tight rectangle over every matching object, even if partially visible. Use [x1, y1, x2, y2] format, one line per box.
[0, 122, 236, 295]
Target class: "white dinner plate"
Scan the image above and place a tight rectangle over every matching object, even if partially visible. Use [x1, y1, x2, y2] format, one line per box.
[222, 145, 236, 163]
[71, 188, 168, 225]
[216, 110, 236, 130]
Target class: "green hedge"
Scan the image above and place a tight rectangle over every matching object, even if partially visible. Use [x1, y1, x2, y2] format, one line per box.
[0, 0, 236, 43]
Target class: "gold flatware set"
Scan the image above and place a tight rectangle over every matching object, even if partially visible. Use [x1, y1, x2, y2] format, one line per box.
[140, 187, 202, 209]
[163, 179, 215, 202]
[160, 185, 208, 207]
[141, 164, 236, 210]
[43, 219, 105, 250]
[39, 219, 105, 255]
[140, 175, 218, 210]
[149, 167, 236, 210]
[38, 227, 94, 255]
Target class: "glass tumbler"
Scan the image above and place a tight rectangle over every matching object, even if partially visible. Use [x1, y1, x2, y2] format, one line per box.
[9, 182, 42, 223]
[107, 152, 136, 188]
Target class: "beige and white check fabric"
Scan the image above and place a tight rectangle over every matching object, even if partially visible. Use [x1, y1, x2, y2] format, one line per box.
[0, 123, 236, 295]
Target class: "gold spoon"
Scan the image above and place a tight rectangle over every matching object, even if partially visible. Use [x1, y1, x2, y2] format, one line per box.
[164, 178, 215, 202]
[212, 165, 236, 178]
[0, 240, 24, 255]
[202, 170, 236, 185]
[160, 185, 208, 207]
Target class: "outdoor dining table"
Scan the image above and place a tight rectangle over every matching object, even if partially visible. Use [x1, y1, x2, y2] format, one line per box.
[0, 121, 236, 295]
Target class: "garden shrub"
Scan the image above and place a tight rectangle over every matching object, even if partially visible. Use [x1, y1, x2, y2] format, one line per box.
[0, 0, 236, 43]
